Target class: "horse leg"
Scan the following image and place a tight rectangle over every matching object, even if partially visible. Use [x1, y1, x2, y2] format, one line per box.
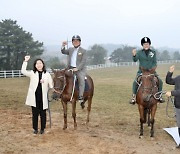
[148, 109, 151, 127]
[72, 100, 77, 130]
[86, 97, 92, 124]
[150, 104, 157, 137]
[138, 105, 145, 137]
[61, 101, 67, 130]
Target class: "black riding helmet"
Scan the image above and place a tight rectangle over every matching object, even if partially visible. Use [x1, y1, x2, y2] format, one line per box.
[141, 37, 151, 46]
[72, 35, 81, 42]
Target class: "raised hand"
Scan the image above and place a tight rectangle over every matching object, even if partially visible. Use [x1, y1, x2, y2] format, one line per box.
[24, 55, 30, 62]
[165, 91, 171, 97]
[62, 41, 67, 46]
[132, 49, 136, 56]
[169, 65, 175, 73]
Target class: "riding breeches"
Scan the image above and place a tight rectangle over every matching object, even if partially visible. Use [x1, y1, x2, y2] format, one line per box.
[132, 73, 163, 94]
[76, 70, 86, 97]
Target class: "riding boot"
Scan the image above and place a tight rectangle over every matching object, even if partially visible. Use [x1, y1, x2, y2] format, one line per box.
[129, 94, 136, 105]
[159, 97, 165, 103]
[79, 96, 85, 109]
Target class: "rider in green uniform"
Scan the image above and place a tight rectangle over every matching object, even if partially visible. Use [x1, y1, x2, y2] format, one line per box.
[130, 37, 164, 104]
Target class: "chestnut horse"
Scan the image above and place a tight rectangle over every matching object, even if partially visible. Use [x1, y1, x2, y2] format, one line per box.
[136, 67, 159, 138]
[52, 69, 94, 130]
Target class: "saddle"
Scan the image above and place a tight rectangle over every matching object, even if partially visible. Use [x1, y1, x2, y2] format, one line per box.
[75, 76, 89, 91]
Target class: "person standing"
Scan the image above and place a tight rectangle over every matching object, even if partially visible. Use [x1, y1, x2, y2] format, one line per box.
[165, 65, 180, 148]
[21, 55, 54, 134]
[61, 35, 87, 108]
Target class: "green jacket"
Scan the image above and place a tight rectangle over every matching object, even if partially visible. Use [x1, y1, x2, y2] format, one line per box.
[133, 49, 157, 74]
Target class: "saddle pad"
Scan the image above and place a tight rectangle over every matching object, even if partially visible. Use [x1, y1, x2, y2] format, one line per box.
[75, 78, 89, 92]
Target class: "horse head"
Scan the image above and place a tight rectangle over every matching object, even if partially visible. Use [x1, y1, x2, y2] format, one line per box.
[64, 69, 74, 77]
[52, 69, 66, 100]
[140, 67, 157, 102]
[141, 67, 156, 75]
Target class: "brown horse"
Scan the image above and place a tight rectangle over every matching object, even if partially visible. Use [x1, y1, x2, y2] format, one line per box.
[52, 69, 94, 130]
[136, 67, 159, 138]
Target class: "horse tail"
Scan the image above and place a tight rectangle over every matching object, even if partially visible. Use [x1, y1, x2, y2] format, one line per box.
[143, 108, 148, 123]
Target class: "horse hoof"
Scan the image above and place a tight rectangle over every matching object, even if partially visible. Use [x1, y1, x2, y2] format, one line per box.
[150, 137, 154, 140]
[63, 127, 67, 130]
[139, 135, 143, 139]
[74, 125, 77, 130]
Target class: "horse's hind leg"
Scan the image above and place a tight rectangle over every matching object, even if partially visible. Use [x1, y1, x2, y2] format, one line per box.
[150, 104, 157, 137]
[148, 109, 151, 127]
[62, 101, 67, 130]
[86, 97, 92, 124]
[72, 100, 77, 130]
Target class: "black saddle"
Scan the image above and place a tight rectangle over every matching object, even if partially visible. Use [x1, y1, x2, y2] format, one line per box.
[75, 77, 89, 92]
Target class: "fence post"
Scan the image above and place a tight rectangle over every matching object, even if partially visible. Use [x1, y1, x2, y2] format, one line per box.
[4, 71, 6, 78]
[12, 70, 14, 78]
[19, 70, 21, 77]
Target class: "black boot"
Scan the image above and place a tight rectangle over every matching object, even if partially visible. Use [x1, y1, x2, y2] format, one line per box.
[40, 129, 44, 134]
[159, 97, 165, 103]
[79, 96, 85, 109]
[33, 130, 38, 134]
[129, 94, 136, 105]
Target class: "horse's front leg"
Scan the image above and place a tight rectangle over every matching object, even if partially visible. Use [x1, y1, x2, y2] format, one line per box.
[140, 118, 144, 137]
[61, 101, 67, 130]
[150, 104, 157, 137]
[72, 100, 77, 130]
[138, 105, 144, 138]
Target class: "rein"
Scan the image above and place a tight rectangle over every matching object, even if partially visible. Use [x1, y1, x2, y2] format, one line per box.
[68, 69, 77, 102]
[54, 75, 66, 95]
[141, 73, 155, 78]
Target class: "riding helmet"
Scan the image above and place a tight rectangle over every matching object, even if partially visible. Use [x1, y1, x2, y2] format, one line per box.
[72, 35, 81, 42]
[141, 37, 151, 46]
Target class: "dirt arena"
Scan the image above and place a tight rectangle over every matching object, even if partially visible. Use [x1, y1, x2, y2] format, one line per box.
[0, 65, 180, 154]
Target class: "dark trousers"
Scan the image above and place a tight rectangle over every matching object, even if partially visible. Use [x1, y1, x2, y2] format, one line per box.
[32, 106, 46, 131]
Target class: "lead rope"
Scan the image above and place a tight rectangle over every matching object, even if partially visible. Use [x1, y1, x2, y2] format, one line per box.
[166, 96, 176, 118]
[47, 88, 52, 128]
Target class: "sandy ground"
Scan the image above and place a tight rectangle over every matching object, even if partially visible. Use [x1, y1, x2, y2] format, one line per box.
[0, 107, 180, 154]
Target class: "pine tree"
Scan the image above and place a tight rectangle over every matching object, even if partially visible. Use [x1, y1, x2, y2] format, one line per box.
[0, 19, 44, 70]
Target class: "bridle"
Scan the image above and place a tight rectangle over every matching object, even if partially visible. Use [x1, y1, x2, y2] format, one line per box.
[141, 73, 156, 92]
[53, 69, 74, 96]
[54, 75, 66, 95]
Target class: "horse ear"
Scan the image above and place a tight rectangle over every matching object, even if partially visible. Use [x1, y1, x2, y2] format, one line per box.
[140, 67, 145, 73]
[61, 68, 66, 73]
[149, 66, 156, 73]
[51, 68, 56, 74]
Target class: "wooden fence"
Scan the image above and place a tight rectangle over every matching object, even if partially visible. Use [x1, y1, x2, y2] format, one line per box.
[1, 60, 180, 78]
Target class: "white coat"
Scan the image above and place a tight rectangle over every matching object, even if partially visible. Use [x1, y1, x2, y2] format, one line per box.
[21, 61, 53, 110]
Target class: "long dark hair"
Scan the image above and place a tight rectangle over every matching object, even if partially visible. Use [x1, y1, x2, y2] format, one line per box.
[33, 58, 46, 73]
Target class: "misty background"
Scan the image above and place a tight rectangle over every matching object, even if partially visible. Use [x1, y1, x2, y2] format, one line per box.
[0, 0, 180, 70]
